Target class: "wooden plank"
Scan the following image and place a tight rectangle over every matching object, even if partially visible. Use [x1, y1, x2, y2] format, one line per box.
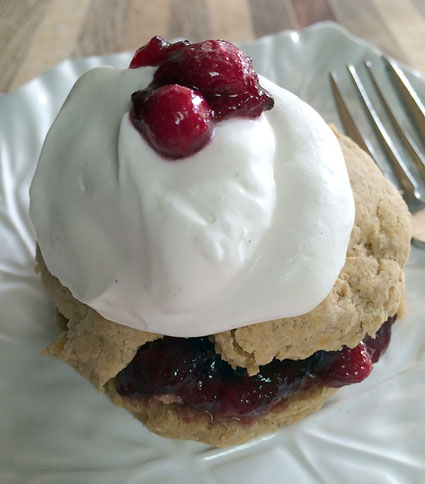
[291, 0, 336, 28]
[73, 0, 132, 57]
[122, 0, 170, 51]
[207, 0, 254, 42]
[329, 0, 409, 64]
[371, 0, 425, 75]
[0, 0, 50, 92]
[248, 0, 298, 38]
[410, 0, 425, 19]
[10, 0, 91, 91]
[167, 0, 212, 41]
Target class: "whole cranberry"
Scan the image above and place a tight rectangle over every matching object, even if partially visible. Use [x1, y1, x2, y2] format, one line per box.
[319, 342, 373, 388]
[131, 84, 213, 159]
[154, 40, 253, 93]
[153, 39, 274, 119]
[363, 314, 395, 363]
[129, 36, 189, 68]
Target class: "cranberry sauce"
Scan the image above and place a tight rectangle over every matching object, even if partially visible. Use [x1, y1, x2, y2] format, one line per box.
[128, 37, 274, 158]
[116, 315, 396, 418]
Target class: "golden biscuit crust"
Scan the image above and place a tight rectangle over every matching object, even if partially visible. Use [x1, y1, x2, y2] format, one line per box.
[39, 128, 411, 445]
[105, 380, 336, 446]
[38, 252, 161, 388]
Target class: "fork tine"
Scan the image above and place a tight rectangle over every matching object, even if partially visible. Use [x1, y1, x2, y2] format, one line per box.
[329, 73, 372, 156]
[382, 55, 425, 143]
[365, 61, 425, 181]
[346, 64, 422, 201]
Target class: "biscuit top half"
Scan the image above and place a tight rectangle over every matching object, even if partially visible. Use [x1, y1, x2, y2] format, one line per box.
[30, 38, 355, 337]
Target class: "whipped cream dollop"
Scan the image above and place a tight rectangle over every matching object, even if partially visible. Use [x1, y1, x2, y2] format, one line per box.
[30, 66, 355, 336]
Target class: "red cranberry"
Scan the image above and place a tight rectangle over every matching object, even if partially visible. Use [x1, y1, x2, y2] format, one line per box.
[154, 40, 253, 94]
[130, 84, 213, 159]
[319, 342, 372, 388]
[208, 88, 274, 120]
[214, 360, 307, 417]
[153, 39, 274, 120]
[116, 336, 309, 418]
[129, 36, 189, 68]
[363, 314, 395, 363]
[128, 37, 274, 158]
[117, 316, 396, 418]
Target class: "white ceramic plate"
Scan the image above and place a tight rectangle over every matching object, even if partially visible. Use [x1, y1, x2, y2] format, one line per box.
[1, 22, 424, 484]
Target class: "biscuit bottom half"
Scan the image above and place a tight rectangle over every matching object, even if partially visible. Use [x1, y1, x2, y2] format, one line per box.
[105, 314, 395, 446]
[107, 375, 337, 447]
[38, 129, 411, 446]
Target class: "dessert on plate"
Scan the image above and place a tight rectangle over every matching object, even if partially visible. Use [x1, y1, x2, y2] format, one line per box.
[30, 37, 411, 446]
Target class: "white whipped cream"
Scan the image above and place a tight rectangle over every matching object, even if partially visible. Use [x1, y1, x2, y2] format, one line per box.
[30, 66, 355, 336]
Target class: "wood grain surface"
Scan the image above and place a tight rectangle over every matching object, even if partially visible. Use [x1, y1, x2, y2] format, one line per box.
[1, 0, 425, 92]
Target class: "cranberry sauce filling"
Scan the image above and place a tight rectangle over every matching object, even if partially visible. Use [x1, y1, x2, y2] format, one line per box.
[128, 37, 274, 158]
[116, 315, 396, 418]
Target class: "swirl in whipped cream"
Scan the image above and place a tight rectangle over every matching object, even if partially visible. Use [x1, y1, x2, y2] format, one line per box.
[30, 66, 355, 336]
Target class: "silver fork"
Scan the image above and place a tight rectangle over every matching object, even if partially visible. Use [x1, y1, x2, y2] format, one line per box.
[329, 56, 425, 248]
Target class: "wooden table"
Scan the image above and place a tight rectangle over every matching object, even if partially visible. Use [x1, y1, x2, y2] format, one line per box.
[1, 0, 425, 92]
